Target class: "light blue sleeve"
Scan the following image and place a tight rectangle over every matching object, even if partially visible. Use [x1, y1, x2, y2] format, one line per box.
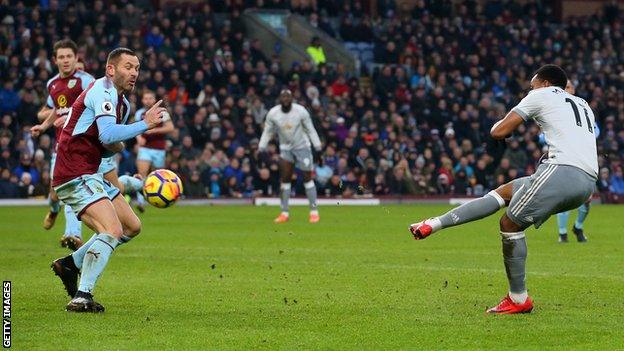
[85, 84, 117, 118]
[80, 72, 96, 90]
[45, 77, 55, 108]
[135, 108, 145, 122]
[97, 116, 149, 144]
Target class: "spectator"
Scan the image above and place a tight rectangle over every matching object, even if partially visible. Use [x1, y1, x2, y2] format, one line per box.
[17, 172, 34, 198]
[609, 167, 624, 198]
[0, 1, 621, 201]
[389, 160, 417, 195]
[0, 168, 19, 198]
[306, 36, 326, 66]
[146, 26, 165, 49]
[0, 81, 20, 113]
[373, 173, 390, 195]
[208, 171, 222, 198]
[253, 168, 275, 196]
[503, 138, 528, 171]
[315, 157, 333, 191]
[330, 76, 349, 97]
[13, 153, 39, 185]
[224, 176, 243, 198]
[185, 170, 206, 198]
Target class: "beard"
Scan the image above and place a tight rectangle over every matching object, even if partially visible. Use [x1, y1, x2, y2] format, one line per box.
[281, 103, 292, 113]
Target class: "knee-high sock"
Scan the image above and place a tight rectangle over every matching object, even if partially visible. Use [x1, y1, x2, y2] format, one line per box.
[557, 211, 570, 234]
[501, 231, 528, 303]
[72, 234, 133, 270]
[280, 183, 291, 213]
[48, 196, 60, 213]
[304, 180, 318, 212]
[71, 234, 98, 270]
[436, 191, 505, 229]
[574, 203, 590, 229]
[63, 205, 82, 238]
[78, 233, 119, 294]
[118, 175, 144, 194]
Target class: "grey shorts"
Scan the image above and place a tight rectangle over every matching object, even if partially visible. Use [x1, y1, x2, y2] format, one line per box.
[507, 163, 595, 229]
[280, 148, 314, 171]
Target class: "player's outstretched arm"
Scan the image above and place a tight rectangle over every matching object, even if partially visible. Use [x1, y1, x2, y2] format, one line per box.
[490, 111, 524, 140]
[144, 111, 174, 135]
[97, 116, 150, 144]
[37, 105, 54, 122]
[96, 100, 165, 144]
[31, 107, 57, 137]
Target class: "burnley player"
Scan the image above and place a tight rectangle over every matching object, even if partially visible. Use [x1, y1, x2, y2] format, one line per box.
[31, 39, 94, 250]
[408, 65, 598, 314]
[134, 90, 174, 210]
[50, 48, 165, 312]
[31, 41, 144, 251]
[259, 89, 322, 223]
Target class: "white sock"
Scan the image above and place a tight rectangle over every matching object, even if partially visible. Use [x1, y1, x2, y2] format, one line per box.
[280, 211, 289, 217]
[426, 217, 442, 232]
[509, 291, 528, 304]
[310, 210, 319, 216]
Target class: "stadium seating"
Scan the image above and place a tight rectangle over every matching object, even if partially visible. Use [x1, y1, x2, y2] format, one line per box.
[0, 1, 622, 202]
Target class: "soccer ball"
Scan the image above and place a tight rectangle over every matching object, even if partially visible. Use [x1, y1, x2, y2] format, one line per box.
[143, 169, 183, 208]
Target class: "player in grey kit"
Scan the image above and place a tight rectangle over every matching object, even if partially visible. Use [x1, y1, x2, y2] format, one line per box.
[259, 90, 322, 223]
[409, 65, 598, 314]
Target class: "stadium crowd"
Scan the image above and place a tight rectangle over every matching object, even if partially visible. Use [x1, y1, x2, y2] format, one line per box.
[0, 0, 622, 202]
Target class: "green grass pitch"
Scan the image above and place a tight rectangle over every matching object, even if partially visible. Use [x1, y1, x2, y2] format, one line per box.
[1, 204, 623, 350]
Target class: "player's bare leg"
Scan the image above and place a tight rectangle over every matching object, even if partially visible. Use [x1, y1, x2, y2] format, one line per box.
[275, 159, 294, 223]
[111, 192, 142, 242]
[136, 159, 151, 179]
[43, 187, 60, 229]
[58, 168, 123, 250]
[302, 171, 319, 223]
[486, 214, 533, 314]
[52, 191, 140, 299]
[409, 182, 512, 239]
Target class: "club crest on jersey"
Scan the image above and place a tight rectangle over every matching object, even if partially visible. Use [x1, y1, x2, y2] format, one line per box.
[102, 101, 114, 113]
[57, 95, 67, 107]
[68, 79, 77, 89]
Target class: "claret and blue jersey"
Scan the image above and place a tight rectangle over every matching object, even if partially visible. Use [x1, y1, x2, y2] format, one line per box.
[46, 70, 95, 143]
[52, 77, 131, 187]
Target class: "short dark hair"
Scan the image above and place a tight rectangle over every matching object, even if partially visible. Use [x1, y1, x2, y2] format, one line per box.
[106, 47, 136, 66]
[534, 64, 567, 89]
[53, 39, 78, 57]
